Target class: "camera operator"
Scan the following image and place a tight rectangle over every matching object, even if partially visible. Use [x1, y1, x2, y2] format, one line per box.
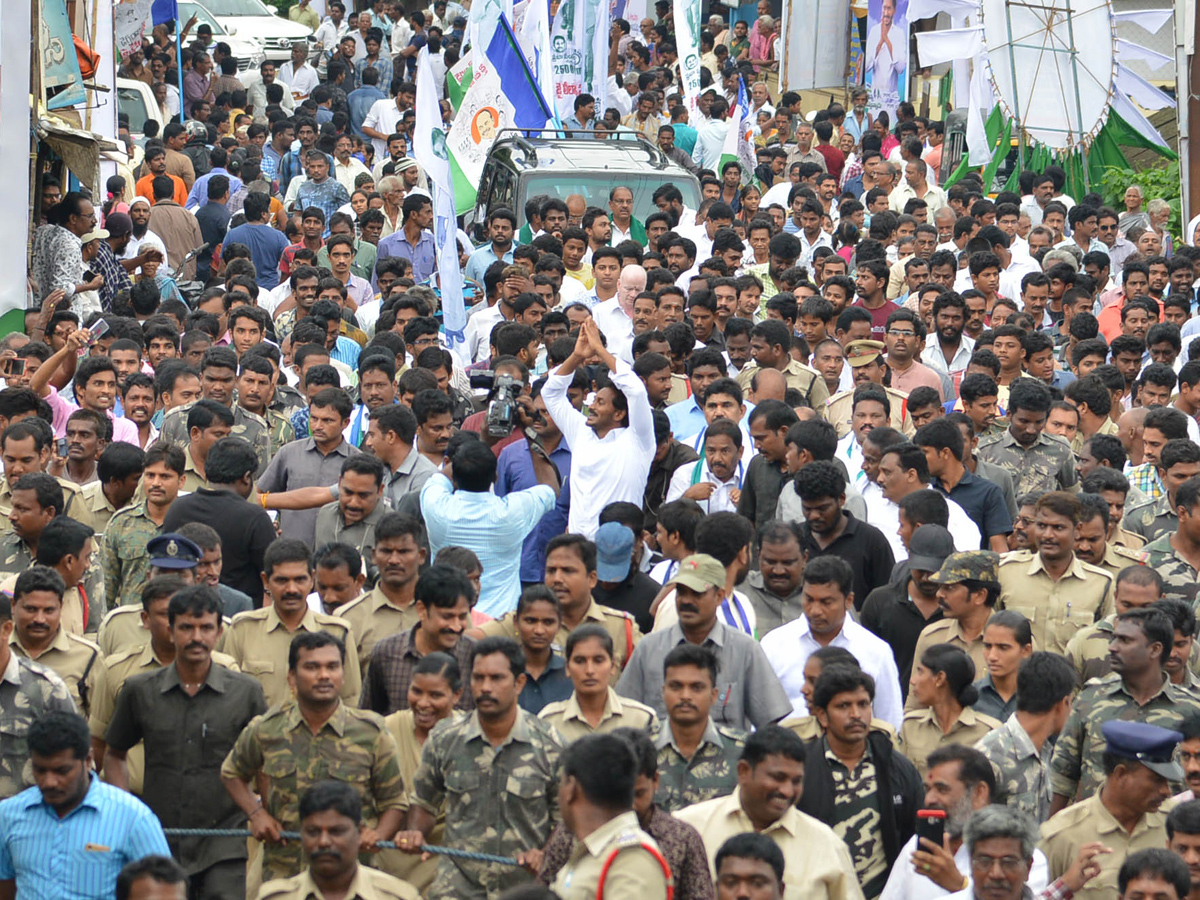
[420, 419, 563, 617]
[462, 356, 533, 456]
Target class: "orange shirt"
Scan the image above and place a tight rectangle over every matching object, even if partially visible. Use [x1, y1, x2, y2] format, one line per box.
[135, 172, 188, 207]
[1097, 293, 1163, 342]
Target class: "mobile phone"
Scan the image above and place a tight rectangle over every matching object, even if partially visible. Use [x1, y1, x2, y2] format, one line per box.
[916, 809, 946, 848]
[56, 437, 68, 457]
[1, 358, 25, 378]
[86, 318, 110, 342]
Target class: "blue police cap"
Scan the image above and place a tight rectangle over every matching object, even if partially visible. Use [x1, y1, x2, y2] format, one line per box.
[1102, 720, 1183, 781]
[147, 533, 202, 569]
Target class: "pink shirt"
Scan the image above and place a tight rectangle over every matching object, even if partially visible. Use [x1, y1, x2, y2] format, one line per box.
[890, 359, 945, 401]
[46, 390, 142, 445]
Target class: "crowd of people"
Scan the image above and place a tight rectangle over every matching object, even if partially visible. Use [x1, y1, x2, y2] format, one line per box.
[11, 2, 1200, 900]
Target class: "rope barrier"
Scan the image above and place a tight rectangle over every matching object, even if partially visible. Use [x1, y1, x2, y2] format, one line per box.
[160, 829, 523, 867]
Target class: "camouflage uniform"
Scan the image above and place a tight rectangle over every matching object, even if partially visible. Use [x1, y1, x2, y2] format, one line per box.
[9, 630, 104, 718]
[996, 550, 1113, 655]
[411, 709, 564, 900]
[90, 642, 239, 795]
[975, 713, 1054, 823]
[101, 502, 161, 610]
[1123, 494, 1176, 543]
[653, 717, 745, 813]
[0, 652, 76, 799]
[220, 699, 408, 881]
[1063, 614, 1118, 684]
[264, 407, 297, 458]
[1139, 534, 1200, 609]
[976, 430, 1077, 497]
[1048, 672, 1200, 802]
[159, 401, 273, 475]
[334, 586, 420, 681]
[271, 383, 307, 421]
[258, 867, 420, 900]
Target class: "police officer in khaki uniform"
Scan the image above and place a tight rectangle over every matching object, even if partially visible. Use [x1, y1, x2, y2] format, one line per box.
[1062, 566, 1165, 684]
[734, 319, 830, 409]
[73, 442, 145, 537]
[256, 782, 419, 900]
[96, 533, 204, 656]
[8, 565, 105, 718]
[905, 551, 999, 711]
[552, 733, 671, 900]
[223, 539, 361, 707]
[997, 492, 1113, 656]
[1039, 720, 1179, 900]
[1074, 493, 1143, 592]
[822, 340, 914, 438]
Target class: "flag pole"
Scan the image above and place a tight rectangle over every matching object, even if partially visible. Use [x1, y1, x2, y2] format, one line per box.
[176, 16, 185, 123]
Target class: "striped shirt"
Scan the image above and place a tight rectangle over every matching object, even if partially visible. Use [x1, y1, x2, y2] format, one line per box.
[0, 773, 169, 900]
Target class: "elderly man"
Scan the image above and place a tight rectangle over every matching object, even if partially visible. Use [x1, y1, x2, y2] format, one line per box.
[595, 265, 647, 363]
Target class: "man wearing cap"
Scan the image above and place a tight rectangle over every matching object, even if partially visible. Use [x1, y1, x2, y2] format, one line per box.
[92, 215, 158, 311]
[97, 533, 202, 656]
[906, 551, 1001, 711]
[123, 196, 167, 263]
[1041, 720, 1181, 900]
[861, 524, 954, 692]
[617, 553, 792, 731]
[1049, 608, 1200, 814]
[592, 522, 661, 635]
[823, 341, 914, 439]
[997, 491, 1114, 655]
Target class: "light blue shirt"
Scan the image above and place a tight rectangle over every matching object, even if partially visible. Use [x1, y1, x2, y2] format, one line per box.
[420, 473, 556, 617]
[0, 774, 170, 900]
[464, 242, 515, 285]
[665, 396, 706, 441]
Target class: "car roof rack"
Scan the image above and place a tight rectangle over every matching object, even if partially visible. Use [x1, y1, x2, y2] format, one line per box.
[491, 128, 671, 170]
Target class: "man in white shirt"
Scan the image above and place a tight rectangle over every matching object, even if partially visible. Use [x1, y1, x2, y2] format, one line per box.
[542, 318, 655, 538]
[361, 94, 407, 162]
[692, 96, 730, 172]
[278, 42, 321, 101]
[594, 264, 644, 363]
[314, 2, 350, 74]
[759, 555, 905, 728]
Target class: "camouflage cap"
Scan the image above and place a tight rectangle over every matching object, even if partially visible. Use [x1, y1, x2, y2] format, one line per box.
[844, 339, 886, 367]
[670, 554, 727, 593]
[927, 550, 1001, 585]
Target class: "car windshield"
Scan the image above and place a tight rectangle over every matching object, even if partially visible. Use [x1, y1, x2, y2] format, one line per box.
[178, 1, 228, 34]
[118, 86, 151, 135]
[195, 0, 274, 15]
[521, 172, 701, 226]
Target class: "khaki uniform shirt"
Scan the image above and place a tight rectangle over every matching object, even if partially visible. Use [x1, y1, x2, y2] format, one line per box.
[180, 446, 211, 494]
[1112, 526, 1146, 551]
[1062, 614, 1118, 685]
[481, 599, 640, 679]
[256, 865, 419, 900]
[10, 629, 103, 717]
[0, 542, 99, 636]
[822, 386, 913, 438]
[334, 586, 420, 680]
[898, 706, 1000, 780]
[997, 551, 1113, 655]
[539, 687, 659, 744]
[675, 788, 866, 900]
[905, 619, 986, 711]
[223, 606, 361, 707]
[74, 481, 127, 536]
[736, 360, 831, 409]
[89, 642, 239, 794]
[551, 810, 670, 900]
[781, 715, 897, 747]
[1039, 791, 1168, 900]
[0, 477, 82, 536]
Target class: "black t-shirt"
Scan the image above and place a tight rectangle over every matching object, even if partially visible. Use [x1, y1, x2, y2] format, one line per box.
[592, 570, 661, 635]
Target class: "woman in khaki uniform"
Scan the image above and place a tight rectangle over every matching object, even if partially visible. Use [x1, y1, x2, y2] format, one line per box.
[900, 643, 1000, 779]
[379, 653, 465, 893]
[539, 625, 658, 744]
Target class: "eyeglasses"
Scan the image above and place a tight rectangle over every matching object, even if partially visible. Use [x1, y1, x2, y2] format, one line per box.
[411, 337, 440, 348]
[886, 329, 916, 337]
[971, 856, 1026, 873]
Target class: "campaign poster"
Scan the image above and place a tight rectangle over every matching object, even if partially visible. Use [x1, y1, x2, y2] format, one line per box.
[863, 0, 908, 117]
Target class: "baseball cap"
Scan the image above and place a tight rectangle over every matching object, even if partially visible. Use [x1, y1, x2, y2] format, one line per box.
[928, 550, 1001, 585]
[595, 522, 634, 582]
[908, 525, 954, 574]
[669, 554, 727, 593]
[105, 212, 133, 237]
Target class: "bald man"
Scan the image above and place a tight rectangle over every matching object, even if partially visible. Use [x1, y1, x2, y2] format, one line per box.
[566, 194, 587, 226]
[596, 265, 647, 363]
[748, 367, 788, 404]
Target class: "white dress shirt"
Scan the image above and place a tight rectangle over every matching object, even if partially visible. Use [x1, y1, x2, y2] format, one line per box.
[760, 614, 905, 728]
[593, 298, 635, 363]
[665, 458, 745, 513]
[862, 483, 983, 560]
[542, 359, 656, 538]
[278, 61, 320, 99]
[881, 837, 1048, 900]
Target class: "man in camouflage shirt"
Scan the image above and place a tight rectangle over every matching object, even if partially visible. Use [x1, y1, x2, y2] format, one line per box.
[395, 637, 563, 900]
[975, 651, 1076, 823]
[653, 644, 744, 813]
[158, 347, 273, 475]
[234, 354, 297, 458]
[0, 581, 77, 800]
[1063, 566, 1165, 684]
[976, 379, 1077, 496]
[1049, 607, 1200, 812]
[1124, 439, 1200, 543]
[220, 631, 407, 882]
